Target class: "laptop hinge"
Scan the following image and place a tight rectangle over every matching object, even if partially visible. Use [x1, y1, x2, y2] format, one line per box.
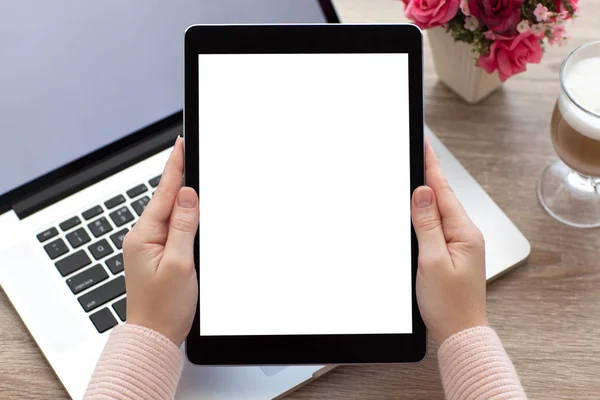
[13, 123, 181, 219]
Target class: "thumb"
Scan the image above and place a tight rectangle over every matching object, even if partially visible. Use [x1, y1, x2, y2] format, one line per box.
[411, 186, 452, 268]
[162, 187, 199, 268]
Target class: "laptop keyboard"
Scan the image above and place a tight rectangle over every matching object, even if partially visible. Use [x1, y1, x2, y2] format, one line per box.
[36, 175, 161, 334]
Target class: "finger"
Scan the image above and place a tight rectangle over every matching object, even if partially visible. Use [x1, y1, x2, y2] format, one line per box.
[137, 137, 184, 231]
[161, 187, 199, 272]
[424, 137, 471, 228]
[411, 186, 453, 268]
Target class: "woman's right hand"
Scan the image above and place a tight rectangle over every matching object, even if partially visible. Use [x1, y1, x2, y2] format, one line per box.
[411, 138, 488, 345]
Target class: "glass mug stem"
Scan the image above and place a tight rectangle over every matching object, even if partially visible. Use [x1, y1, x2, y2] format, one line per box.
[568, 171, 598, 194]
[538, 161, 600, 228]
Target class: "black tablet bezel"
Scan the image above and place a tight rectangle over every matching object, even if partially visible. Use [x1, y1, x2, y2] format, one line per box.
[185, 24, 425, 366]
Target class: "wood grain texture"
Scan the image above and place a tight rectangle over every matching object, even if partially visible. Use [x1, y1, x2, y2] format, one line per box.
[2, 1, 600, 398]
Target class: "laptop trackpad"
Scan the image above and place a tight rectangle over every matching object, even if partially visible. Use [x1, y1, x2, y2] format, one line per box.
[260, 366, 287, 376]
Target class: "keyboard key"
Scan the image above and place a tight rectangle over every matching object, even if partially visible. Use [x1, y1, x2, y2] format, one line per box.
[89, 308, 118, 333]
[37, 227, 58, 243]
[44, 239, 69, 260]
[66, 264, 108, 294]
[78, 275, 126, 312]
[59, 216, 81, 231]
[112, 298, 127, 321]
[88, 217, 113, 238]
[104, 194, 126, 210]
[109, 206, 134, 227]
[110, 229, 128, 250]
[66, 227, 91, 249]
[149, 175, 162, 188]
[126, 184, 148, 199]
[82, 205, 103, 220]
[55, 250, 91, 277]
[131, 196, 150, 217]
[106, 253, 124, 274]
[88, 239, 114, 260]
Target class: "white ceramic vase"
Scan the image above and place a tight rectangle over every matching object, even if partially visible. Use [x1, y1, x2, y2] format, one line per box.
[428, 27, 503, 104]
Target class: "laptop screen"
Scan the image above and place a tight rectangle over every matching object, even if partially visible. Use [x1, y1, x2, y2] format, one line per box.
[0, 0, 330, 198]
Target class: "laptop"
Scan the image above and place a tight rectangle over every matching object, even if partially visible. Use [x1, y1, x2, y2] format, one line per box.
[425, 128, 531, 281]
[0, 2, 530, 400]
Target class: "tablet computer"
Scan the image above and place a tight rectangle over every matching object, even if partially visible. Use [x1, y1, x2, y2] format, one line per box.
[184, 24, 425, 365]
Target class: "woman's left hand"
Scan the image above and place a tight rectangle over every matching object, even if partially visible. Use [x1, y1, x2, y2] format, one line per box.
[123, 137, 199, 347]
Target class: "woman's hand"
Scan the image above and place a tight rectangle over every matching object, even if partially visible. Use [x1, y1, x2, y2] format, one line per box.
[123, 137, 199, 347]
[412, 138, 488, 344]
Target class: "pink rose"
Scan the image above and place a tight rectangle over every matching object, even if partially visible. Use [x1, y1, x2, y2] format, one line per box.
[470, 0, 525, 36]
[404, 0, 460, 29]
[477, 31, 543, 81]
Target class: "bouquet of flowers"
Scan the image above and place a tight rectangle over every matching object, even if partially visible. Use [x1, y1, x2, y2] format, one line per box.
[401, 0, 579, 81]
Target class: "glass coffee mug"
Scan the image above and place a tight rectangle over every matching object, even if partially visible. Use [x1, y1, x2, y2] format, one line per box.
[538, 41, 600, 228]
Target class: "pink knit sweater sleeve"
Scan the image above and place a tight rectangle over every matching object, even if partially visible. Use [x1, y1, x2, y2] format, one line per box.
[438, 326, 527, 400]
[83, 324, 184, 400]
[84, 324, 524, 400]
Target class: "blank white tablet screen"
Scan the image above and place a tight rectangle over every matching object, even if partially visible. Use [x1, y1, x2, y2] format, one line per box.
[198, 53, 412, 336]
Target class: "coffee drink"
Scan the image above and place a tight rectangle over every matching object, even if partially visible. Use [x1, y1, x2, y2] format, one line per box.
[551, 57, 600, 177]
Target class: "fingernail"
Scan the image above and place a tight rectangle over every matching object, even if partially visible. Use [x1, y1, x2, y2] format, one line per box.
[178, 188, 197, 208]
[174, 135, 181, 146]
[415, 188, 432, 208]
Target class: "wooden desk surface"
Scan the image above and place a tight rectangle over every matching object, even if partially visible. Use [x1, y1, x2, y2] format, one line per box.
[2, 1, 600, 398]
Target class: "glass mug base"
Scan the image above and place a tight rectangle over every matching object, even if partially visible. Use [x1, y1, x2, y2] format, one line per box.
[538, 159, 600, 228]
